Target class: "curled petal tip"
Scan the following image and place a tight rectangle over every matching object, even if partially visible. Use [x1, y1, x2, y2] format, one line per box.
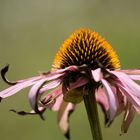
[1, 64, 9, 73]
[1, 64, 17, 85]
[9, 109, 37, 116]
[0, 97, 2, 102]
[39, 113, 45, 120]
[104, 117, 109, 126]
[119, 133, 123, 136]
[64, 130, 70, 140]
[105, 120, 113, 127]
[10, 109, 29, 115]
[10, 109, 45, 120]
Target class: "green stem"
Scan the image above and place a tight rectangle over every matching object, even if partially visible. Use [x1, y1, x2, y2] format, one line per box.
[83, 87, 103, 140]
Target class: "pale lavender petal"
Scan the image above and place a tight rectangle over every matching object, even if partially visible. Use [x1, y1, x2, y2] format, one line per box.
[39, 79, 62, 94]
[119, 69, 140, 75]
[96, 88, 109, 124]
[91, 68, 103, 82]
[128, 75, 140, 81]
[96, 88, 109, 111]
[58, 101, 75, 139]
[121, 102, 135, 133]
[28, 79, 48, 112]
[118, 86, 140, 107]
[28, 78, 61, 113]
[17, 76, 42, 83]
[110, 71, 140, 107]
[62, 77, 88, 96]
[67, 77, 88, 90]
[0, 65, 78, 100]
[49, 65, 78, 80]
[41, 85, 63, 111]
[101, 79, 118, 123]
[51, 94, 63, 111]
[42, 72, 64, 81]
[52, 65, 78, 73]
[0, 76, 42, 98]
[111, 71, 140, 98]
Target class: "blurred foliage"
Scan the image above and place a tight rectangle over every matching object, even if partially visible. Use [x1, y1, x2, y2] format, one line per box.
[0, 0, 140, 140]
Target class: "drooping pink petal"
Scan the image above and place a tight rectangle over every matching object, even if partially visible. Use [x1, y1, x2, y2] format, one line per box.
[50, 65, 78, 79]
[51, 94, 63, 111]
[110, 71, 140, 108]
[101, 79, 118, 124]
[112, 71, 140, 108]
[28, 78, 61, 113]
[42, 71, 64, 81]
[119, 69, 140, 75]
[58, 101, 75, 139]
[121, 102, 135, 133]
[41, 85, 63, 111]
[17, 76, 42, 83]
[52, 65, 78, 73]
[68, 77, 88, 90]
[0, 76, 42, 99]
[118, 85, 140, 108]
[28, 79, 48, 113]
[0, 65, 78, 101]
[96, 88, 109, 111]
[111, 71, 140, 98]
[96, 88, 110, 124]
[91, 68, 103, 82]
[114, 87, 126, 115]
[128, 75, 140, 81]
[39, 79, 62, 94]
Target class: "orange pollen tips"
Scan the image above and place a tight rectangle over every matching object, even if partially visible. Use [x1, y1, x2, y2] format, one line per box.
[53, 28, 120, 70]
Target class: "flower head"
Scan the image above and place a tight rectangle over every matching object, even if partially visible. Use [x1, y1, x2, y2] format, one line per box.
[0, 28, 140, 139]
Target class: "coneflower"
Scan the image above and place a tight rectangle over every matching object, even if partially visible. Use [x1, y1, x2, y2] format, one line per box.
[0, 28, 140, 140]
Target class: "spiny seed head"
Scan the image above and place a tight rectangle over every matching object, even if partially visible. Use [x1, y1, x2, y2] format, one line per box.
[53, 28, 120, 70]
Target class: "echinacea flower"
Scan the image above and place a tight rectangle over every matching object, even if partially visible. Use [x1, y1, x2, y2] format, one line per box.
[0, 28, 140, 139]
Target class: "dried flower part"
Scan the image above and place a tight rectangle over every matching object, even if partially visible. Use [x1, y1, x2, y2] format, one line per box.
[53, 29, 120, 70]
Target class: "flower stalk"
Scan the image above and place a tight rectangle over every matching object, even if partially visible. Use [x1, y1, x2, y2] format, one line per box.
[84, 86, 103, 140]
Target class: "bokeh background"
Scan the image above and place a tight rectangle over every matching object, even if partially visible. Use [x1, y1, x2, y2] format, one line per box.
[0, 0, 140, 140]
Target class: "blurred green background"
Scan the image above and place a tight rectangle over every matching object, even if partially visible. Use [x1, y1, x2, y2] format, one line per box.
[0, 0, 140, 140]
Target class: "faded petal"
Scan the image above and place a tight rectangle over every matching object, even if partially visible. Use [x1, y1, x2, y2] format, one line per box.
[119, 86, 140, 108]
[121, 102, 135, 133]
[41, 85, 63, 111]
[58, 101, 75, 139]
[0, 76, 42, 99]
[111, 71, 140, 97]
[128, 75, 140, 81]
[91, 68, 103, 82]
[28, 78, 61, 113]
[111, 71, 140, 107]
[115, 87, 126, 115]
[96, 88, 109, 112]
[119, 69, 140, 75]
[10, 106, 46, 116]
[101, 79, 118, 124]
[51, 94, 63, 111]
[96, 88, 109, 124]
